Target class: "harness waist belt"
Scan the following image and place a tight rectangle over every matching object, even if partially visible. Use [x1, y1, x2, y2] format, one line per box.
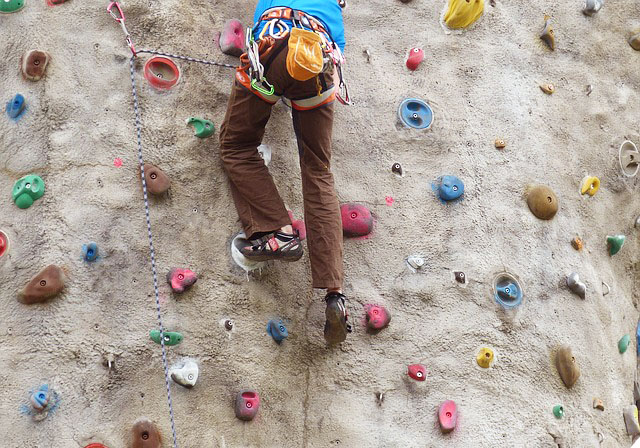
[259, 7, 330, 37]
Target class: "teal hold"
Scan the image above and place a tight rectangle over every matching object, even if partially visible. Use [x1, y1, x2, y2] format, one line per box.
[12, 175, 45, 209]
[0, 0, 25, 13]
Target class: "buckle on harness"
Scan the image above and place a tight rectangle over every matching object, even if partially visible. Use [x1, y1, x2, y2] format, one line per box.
[292, 10, 311, 29]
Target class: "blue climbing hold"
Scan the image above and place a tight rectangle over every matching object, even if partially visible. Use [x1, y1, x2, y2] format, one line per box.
[30, 385, 50, 411]
[267, 319, 288, 343]
[82, 242, 99, 262]
[398, 98, 433, 129]
[493, 272, 523, 309]
[433, 175, 464, 202]
[6, 94, 25, 119]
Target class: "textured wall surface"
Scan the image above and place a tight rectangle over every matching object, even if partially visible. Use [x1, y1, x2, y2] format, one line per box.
[2, 0, 640, 447]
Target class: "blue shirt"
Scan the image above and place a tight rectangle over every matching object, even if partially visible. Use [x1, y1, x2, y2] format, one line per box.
[253, 0, 345, 52]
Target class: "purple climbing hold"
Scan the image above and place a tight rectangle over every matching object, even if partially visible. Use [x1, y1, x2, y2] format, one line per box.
[219, 19, 245, 57]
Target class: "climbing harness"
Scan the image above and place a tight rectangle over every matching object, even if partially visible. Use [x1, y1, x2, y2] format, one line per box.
[107, 3, 238, 447]
[249, 6, 352, 105]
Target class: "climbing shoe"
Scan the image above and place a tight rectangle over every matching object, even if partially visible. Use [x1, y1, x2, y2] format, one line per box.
[240, 231, 303, 262]
[324, 292, 352, 344]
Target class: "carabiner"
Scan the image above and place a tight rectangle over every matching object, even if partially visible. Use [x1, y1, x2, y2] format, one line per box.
[251, 78, 275, 96]
[107, 2, 125, 22]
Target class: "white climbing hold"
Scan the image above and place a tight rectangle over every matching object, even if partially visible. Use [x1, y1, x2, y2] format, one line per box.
[407, 255, 425, 270]
[170, 360, 199, 388]
[257, 144, 271, 166]
[583, 0, 603, 16]
[602, 281, 610, 296]
[231, 232, 266, 273]
[567, 273, 586, 299]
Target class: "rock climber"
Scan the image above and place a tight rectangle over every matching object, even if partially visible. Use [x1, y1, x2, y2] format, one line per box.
[219, 0, 351, 344]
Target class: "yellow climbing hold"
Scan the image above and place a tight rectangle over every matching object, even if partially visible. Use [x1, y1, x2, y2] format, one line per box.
[444, 0, 484, 30]
[476, 347, 494, 368]
[580, 176, 600, 196]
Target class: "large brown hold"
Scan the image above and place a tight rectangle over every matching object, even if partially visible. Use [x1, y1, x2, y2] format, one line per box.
[131, 419, 161, 448]
[143, 164, 171, 195]
[555, 346, 580, 389]
[21, 50, 50, 81]
[19, 265, 65, 304]
[527, 185, 558, 220]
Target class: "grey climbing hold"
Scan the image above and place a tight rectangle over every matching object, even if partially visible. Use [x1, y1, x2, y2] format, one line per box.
[602, 281, 610, 296]
[619, 140, 639, 177]
[583, 0, 603, 16]
[635, 216, 640, 228]
[170, 360, 199, 388]
[566, 273, 586, 299]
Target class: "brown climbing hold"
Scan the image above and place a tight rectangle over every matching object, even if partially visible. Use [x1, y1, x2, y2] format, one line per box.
[571, 237, 583, 251]
[132, 419, 161, 448]
[527, 185, 558, 220]
[629, 32, 640, 51]
[494, 139, 506, 149]
[19, 265, 65, 304]
[21, 50, 50, 82]
[593, 398, 604, 411]
[540, 15, 555, 50]
[143, 164, 171, 195]
[555, 346, 580, 389]
[540, 83, 555, 95]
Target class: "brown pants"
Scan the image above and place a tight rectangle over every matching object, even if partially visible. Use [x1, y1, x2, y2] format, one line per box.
[219, 38, 343, 290]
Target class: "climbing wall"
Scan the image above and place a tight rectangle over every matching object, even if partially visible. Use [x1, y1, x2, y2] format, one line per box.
[2, 0, 640, 446]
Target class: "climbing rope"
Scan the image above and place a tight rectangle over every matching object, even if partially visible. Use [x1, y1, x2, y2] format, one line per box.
[108, 2, 237, 446]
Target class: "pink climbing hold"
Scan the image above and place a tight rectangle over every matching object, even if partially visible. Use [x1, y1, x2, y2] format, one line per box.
[219, 19, 245, 57]
[365, 304, 391, 332]
[385, 196, 394, 206]
[340, 203, 374, 237]
[166, 268, 197, 293]
[406, 48, 424, 71]
[113, 158, 123, 167]
[288, 210, 307, 241]
[438, 400, 458, 434]
[235, 390, 260, 421]
[407, 364, 426, 381]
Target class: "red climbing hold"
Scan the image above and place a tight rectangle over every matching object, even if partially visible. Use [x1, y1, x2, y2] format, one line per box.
[219, 19, 245, 57]
[365, 304, 391, 332]
[235, 390, 260, 421]
[166, 268, 197, 293]
[340, 203, 374, 237]
[288, 210, 307, 240]
[84, 444, 108, 448]
[0, 230, 8, 258]
[407, 364, 426, 381]
[438, 400, 458, 434]
[143, 57, 180, 90]
[406, 48, 424, 71]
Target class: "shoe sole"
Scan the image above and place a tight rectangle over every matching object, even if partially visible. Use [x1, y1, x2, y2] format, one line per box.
[241, 251, 303, 263]
[324, 301, 347, 344]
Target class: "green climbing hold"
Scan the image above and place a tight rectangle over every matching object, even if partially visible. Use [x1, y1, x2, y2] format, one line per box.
[12, 175, 45, 209]
[606, 235, 625, 256]
[149, 330, 183, 346]
[186, 117, 215, 138]
[619, 334, 631, 354]
[553, 405, 564, 419]
[0, 0, 25, 13]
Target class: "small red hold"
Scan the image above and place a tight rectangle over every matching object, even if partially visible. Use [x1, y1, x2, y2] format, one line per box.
[365, 304, 391, 333]
[219, 19, 245, 57]
[235, 390, 260, 421]
[0, 230, 8, 258]
[46, 0, 68, 5]
[113, 158, 123, 167]
[438, 400, 458, 434]
[84, 444, 109, 448]
[340, 203, 374, 238]
[288, 210, 307, 240]
[406, 48, 424, 71]
[166, 268, 197, 293]
[407, 364, 426, 381]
